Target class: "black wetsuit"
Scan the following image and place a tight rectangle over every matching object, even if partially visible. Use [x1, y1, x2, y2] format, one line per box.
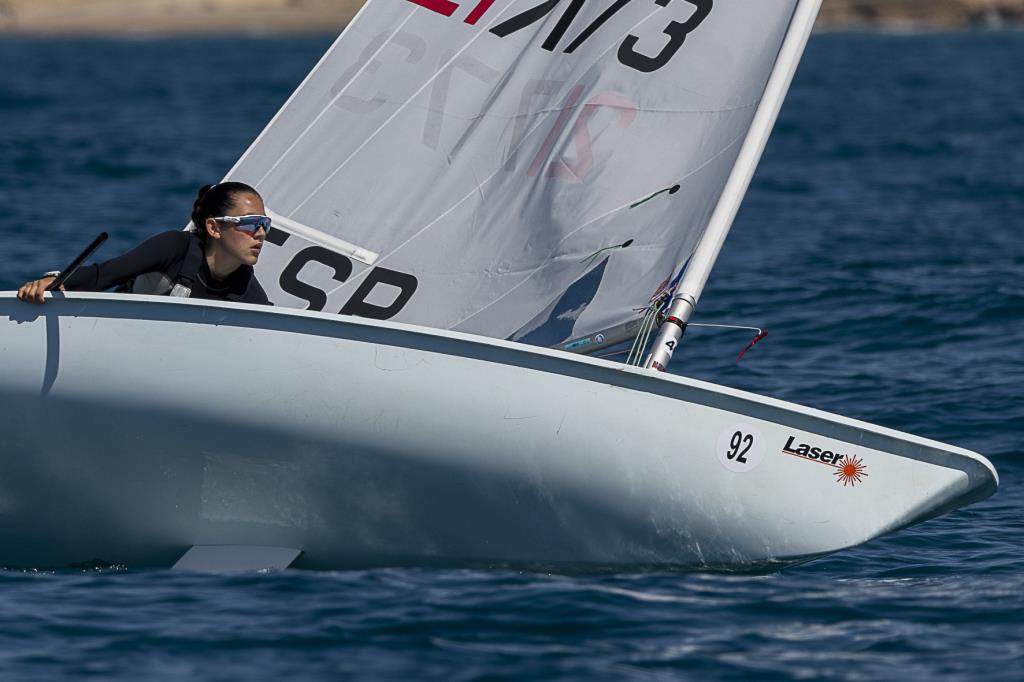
[64, 230, 270, 305]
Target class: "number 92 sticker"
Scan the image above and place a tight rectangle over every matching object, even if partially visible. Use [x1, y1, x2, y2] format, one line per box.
[716, 424, 766, 473]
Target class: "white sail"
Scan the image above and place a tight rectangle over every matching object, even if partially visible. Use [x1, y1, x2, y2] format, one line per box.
[227, 0, 809, 343]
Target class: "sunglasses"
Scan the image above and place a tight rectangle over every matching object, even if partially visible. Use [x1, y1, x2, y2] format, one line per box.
[213, 215, 272, 234]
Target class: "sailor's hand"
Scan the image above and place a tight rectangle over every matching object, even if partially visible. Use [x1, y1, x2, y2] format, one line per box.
[17, 277, 62, 304]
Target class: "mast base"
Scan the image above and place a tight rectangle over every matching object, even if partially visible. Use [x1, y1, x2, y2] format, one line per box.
[644, 295, 696, 370]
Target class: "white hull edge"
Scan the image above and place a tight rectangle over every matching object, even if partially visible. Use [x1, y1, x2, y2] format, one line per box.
[0, 293, 998, 570]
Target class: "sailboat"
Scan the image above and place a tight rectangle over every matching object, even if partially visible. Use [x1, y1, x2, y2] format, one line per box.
[0, 0, 997, 571]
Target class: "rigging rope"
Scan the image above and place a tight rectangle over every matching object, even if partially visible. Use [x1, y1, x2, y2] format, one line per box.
[626, 301, 662, 366]
[623, 316, 767, 367]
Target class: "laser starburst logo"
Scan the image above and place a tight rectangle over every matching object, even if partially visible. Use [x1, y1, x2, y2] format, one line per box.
[834, 455, 868, 487]
[782, 436, 870, 487]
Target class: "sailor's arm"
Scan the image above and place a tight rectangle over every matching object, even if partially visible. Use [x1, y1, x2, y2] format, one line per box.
[17, 231, 188, 303]
[16, 274, 61, 304]
[62, 231, 187, 291]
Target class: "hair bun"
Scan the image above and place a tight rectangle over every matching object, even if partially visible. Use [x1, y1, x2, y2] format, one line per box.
[193, 184, 215, 211]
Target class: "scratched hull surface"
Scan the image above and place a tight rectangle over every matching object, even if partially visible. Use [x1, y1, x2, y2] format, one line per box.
[0, 293, 996, 570]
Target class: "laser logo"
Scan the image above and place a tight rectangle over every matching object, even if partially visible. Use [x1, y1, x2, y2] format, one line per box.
[782, 436, 869, 487]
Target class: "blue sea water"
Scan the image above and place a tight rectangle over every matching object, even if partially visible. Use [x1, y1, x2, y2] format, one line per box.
[0, 31, 1022, 680]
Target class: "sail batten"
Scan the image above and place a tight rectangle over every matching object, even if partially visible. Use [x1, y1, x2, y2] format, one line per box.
[226, 0, 815, 341]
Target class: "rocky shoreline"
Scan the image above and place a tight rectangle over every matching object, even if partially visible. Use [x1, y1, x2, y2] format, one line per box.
[818, 0, 1024, 28]
[1, 0, 1022, 35]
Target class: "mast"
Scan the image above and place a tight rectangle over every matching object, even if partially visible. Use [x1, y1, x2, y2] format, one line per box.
[645, 0, 823, 371]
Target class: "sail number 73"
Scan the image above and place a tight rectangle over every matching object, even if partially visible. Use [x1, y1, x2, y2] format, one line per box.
[405, 0, 713, 74]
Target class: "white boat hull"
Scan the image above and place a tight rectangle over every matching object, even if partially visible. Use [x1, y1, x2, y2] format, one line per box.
[0, 293, 997, 570]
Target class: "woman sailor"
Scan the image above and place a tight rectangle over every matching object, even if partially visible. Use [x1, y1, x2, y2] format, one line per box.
[17, 182, 270, 305]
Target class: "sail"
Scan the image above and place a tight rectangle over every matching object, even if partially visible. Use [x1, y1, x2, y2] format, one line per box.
[226, 0, 810, 342]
